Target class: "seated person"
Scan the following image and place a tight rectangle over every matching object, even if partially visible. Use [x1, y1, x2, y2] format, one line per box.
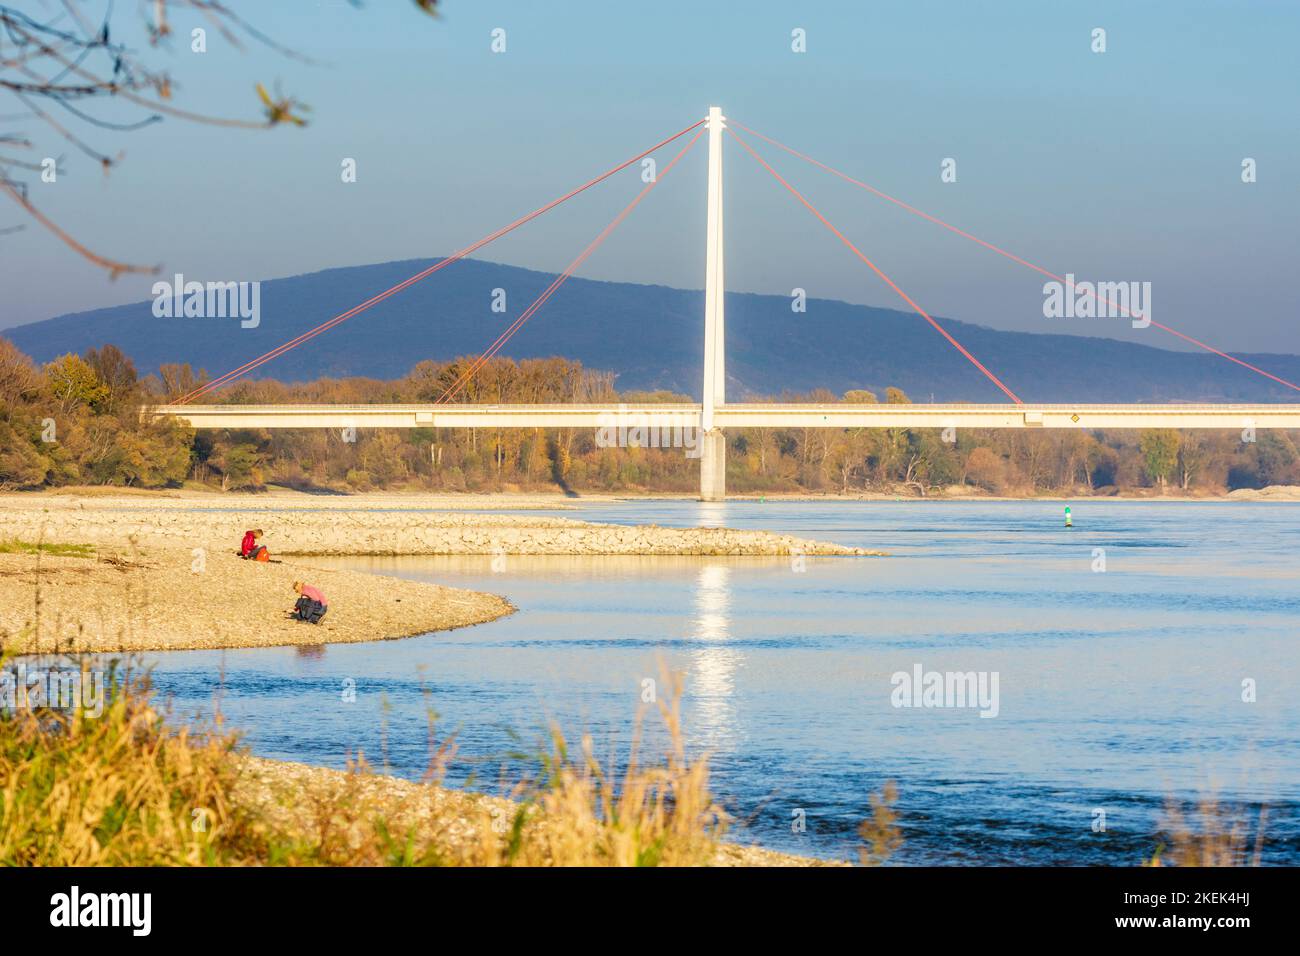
[289, 581, 328, 624]
[240, 529, 267, 560]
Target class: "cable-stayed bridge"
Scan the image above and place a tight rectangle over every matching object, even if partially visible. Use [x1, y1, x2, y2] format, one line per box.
[152, 108, 1300, 500]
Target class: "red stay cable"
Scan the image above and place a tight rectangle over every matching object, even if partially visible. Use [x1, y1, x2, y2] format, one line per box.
[436, 127, 706, 405]
[728, 126, 1023, 404]
[731, 119, 1300, 396]
[174, 118, 707, 405]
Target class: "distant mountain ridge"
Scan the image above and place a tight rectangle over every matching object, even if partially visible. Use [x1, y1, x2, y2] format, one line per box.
[7, 257, 1300, 403]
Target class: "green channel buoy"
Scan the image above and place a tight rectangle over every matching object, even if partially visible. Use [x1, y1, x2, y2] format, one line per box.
[1064, 505, 1073, 528]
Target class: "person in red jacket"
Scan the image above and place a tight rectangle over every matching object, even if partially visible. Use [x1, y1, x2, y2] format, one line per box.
[239, 529, 266, 560]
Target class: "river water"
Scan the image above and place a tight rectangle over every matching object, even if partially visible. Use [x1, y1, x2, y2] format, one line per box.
[142, 500, 1300, 865]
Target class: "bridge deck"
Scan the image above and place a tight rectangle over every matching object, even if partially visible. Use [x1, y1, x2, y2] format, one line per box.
[150, 403, 1300, 430]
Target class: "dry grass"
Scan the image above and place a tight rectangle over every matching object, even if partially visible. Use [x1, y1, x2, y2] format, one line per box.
[0, 654, 241, 865]
[858, 780, 902, 865]
[1147, 795, 1267, 867]
[0, 653, 818, 866]
[482, 669, 726, 866]
[221, 669, 732, 866]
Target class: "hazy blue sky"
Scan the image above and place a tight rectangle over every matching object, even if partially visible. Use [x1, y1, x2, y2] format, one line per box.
[2, 0, 1297, 356]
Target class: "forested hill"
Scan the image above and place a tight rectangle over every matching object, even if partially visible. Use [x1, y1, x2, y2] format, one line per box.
[8, 257, 1300, 402]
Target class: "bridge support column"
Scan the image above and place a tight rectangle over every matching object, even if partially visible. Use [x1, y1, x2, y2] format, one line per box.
[700, 428, 726, 501]
[699, 106, 727, 502]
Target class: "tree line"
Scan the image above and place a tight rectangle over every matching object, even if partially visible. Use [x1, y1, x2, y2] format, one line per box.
[2, 337, 1297, 495]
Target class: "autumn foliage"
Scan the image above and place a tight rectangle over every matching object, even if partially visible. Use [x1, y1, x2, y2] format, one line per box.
[2, 337, 1299, 495]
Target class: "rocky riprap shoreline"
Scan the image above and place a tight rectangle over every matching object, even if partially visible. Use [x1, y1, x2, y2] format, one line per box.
[1, 495, 882, 557]
[232, 755, 843, 867]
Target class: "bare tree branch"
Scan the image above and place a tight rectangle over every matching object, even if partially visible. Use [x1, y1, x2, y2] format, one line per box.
[0, 1, 325, 275]
[0, 175, 158, 276]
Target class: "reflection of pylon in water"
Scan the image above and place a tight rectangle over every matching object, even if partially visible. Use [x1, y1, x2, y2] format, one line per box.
[1064, 506, 1073, 529]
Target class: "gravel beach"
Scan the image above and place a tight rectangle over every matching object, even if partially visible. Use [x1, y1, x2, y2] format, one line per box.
[0, 491, 875, 653]
[0, 545, 512, 654]
[0, 492, 879, 557]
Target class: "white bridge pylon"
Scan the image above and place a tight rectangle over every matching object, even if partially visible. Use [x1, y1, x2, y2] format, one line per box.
[699, 106, 728, 500]
[151, 106, 1300, 501]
